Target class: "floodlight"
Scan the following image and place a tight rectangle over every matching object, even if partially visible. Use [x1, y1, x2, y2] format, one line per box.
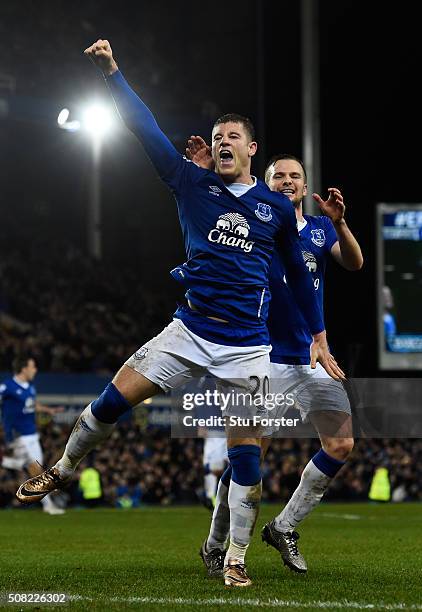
[83, 104, 113, 136]
[57, 108, 70, 125]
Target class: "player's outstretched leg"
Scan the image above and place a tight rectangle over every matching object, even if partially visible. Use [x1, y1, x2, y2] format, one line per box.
[262, 435, 353, 573]
[223, 444, 262, 587]
[200, 465, 231, 577]
[16, 367, 158, 504]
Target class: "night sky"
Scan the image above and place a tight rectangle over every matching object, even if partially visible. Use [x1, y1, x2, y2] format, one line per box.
[0, 1, 420, 375]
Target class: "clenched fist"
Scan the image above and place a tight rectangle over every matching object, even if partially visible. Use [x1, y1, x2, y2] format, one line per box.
[84, 39, 118, 76]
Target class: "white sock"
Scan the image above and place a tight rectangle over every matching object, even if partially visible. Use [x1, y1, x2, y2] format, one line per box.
[206, 478, 230, 551]
[41, 494, 55, 509]
[204, 473, 218, 500]
[225, 480, 262, 565]
[55, 405, 114, 478]
[274, 459, 331, 532]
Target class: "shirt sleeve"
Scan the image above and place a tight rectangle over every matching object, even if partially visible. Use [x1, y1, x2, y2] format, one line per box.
[276, 204, 325, 335]
[0, 382, 6, 402]
[323, 216, 339, 253]
[105, 70, 195, 193]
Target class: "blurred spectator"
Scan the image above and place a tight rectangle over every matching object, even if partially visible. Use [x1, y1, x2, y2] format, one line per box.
[0, 204, 421, 508]
[116, 477, 142, 509]
[368, 466, 391, 502]
[79, 464, 103, 508]
[1, 418, 421, 508]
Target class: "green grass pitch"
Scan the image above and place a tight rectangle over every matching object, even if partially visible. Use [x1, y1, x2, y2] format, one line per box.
[0, 503, 421, 611]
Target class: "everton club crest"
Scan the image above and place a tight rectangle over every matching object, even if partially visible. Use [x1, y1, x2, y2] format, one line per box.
[311, 229, 326, 247]
[255, 203, 273, 222]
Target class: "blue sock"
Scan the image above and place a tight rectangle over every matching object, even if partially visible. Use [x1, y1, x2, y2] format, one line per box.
[312, 448, 346, 478]
[221, 465, 232, 487]
[91, 382, 132, 424]
[228, 445, 261, 486]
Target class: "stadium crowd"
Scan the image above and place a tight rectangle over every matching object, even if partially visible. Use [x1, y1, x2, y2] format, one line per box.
[1, 229, 421, 508]
[0, 238, 177, 375]
[0, 418, 421, 508]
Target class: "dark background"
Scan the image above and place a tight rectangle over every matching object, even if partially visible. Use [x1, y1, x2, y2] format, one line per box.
[0, 0, 420, 376]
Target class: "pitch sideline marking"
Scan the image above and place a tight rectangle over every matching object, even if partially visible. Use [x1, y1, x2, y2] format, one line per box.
[69, 595, 422, 609]
[320, 512, 362, 520]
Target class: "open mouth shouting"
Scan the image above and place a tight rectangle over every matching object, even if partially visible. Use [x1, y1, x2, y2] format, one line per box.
[219, 149, 234, 168]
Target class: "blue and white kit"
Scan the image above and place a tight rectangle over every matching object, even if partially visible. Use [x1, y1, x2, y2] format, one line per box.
[269, 215, 351, 424]
[106, 70, 324, 393]
[0, 377, 43, 468]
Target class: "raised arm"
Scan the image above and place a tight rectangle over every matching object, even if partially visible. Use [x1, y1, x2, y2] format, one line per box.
[84, 39, 182, 180]
[277, 206, 345, 380]
[313, 188, 363, 271]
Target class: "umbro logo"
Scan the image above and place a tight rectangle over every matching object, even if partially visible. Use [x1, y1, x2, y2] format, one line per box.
[79, 417, 93, 433]
[241, 499, 259, 510]
[209, 185, 222, 196]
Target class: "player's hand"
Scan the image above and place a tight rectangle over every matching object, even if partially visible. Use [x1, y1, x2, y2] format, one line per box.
[84, 39, 118, 76]
[310, 331, 346, 381]
[185, 135, 214, 170]
[312, 188, 346, 224]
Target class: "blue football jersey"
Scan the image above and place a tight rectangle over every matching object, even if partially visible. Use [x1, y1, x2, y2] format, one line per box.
[106, 71, 324, 346]
[0, 377, 37, 443]
[167, 169, 297, 338]
[269, 215, 338, 364]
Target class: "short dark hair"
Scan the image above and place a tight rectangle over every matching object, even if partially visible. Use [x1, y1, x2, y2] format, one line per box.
[12, 354, 33, 374]
[265, 153, 307, 184]
[213, 113, 256, 142]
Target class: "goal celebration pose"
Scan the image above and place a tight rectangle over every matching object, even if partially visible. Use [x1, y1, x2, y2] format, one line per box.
[16, 40, 343, 587]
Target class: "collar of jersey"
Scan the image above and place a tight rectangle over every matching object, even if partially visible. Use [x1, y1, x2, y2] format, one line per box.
[297, 218, 308, 232]
[13, 376, 29, 389]
[223, 176, 258, 198]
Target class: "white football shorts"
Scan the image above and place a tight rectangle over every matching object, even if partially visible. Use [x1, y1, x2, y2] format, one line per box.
[270, 361, 351, 424]
[2, 433, 43, 470]
[203, 436, 228, 472]
[125, 318, 271, 394]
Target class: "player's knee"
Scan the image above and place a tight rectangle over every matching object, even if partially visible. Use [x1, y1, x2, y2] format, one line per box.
[91, 382, 132, 424]
[323, 437, 354, 461]
[228, 444, 261, 486]
[112, 365, 159, 405]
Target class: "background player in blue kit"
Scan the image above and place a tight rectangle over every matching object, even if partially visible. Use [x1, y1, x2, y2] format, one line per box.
[0, 355, 65, 515]
[16, 39, 344, 588]
[185, 142, 362, 577]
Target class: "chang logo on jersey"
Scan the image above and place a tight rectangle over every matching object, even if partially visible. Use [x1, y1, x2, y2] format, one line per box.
[302, 251, 317, 273]
[208, 212, 255, 253]
[311, 229, 326, 247]
[255, 203, 272, 222]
